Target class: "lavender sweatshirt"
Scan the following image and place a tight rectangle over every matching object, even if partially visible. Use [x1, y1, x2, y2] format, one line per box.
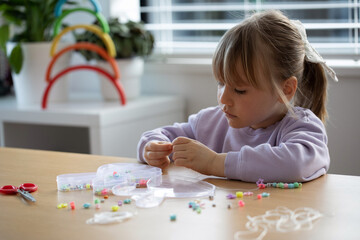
[137, 106, 330, 182]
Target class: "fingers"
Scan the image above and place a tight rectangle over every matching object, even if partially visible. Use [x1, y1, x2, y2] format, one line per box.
[147, 157, 170, 169]
[172, 136, 192, 145]
[145, 141, 173, 152]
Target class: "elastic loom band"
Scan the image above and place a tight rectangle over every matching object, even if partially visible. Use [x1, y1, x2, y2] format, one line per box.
[86, 211, 133, 224]
[234, 206, 322, 240]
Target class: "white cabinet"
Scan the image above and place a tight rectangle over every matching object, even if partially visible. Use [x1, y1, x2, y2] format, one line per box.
[0, 95, 185, 158]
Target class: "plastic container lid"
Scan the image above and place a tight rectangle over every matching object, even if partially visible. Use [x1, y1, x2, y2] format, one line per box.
[146, 175, 216, 198]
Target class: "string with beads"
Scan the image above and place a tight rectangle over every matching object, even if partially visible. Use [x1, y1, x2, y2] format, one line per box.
[256, 178, 302, 189]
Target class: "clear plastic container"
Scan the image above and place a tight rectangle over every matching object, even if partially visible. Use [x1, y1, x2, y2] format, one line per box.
[93, 163, 162, 196]
[147, 175, 216, 198]
[56, 172, 96, 191]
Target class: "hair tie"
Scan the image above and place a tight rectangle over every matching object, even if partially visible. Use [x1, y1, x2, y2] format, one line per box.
[291, 20, 338, 82]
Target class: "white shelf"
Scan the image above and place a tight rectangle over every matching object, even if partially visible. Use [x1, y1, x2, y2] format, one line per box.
[0, 94, 185, 158]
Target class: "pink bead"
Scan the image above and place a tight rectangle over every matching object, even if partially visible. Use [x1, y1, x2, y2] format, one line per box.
[284, 183, 288, 189]
[258, 184, 266, 189]
[257, 194, 262, 199]
[238, 200, 245, 207]
[244, 191, 253, 196]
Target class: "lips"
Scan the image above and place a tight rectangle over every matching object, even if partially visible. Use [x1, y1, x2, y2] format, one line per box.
[224, 110, 236, 119]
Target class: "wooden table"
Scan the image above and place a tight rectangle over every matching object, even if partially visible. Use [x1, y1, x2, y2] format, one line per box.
[0, 147, 359, 240]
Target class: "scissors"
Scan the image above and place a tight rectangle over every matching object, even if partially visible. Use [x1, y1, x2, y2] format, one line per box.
[0, 183, 38, 202]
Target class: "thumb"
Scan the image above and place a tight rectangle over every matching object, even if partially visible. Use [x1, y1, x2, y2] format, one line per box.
[172, 136, 192, 145]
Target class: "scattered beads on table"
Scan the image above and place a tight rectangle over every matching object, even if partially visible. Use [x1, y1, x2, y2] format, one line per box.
[170, 214, 176, 221]
[226, 194, 236, 199]
[238, 200, 245, 207]
[236, 191, 243, 198]
[111, 205, 119, 211]
[83, 203, 91, 209]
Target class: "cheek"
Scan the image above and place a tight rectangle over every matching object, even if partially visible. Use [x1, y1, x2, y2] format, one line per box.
[217, 86, 225, 108]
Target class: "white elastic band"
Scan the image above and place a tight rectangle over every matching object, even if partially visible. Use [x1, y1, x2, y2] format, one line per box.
[234, 206, 322, 240]
[86, 211, 133, 225]
[292, 20, 338, 82]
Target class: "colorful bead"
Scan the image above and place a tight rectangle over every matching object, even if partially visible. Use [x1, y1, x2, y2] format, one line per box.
[294, 182, 299, 188]
[83, 203, 91, 209]
[57, 204, 63, 209]
[94, 198, 100, 204]
[226, 194, 236, 199]
[244, 191, 253, 196]
[196, 208, 202, 214]
[101, 188, 109, 195]
[236, 191, 243, 198]
[124, 199, 131, 204]
[288, 183, 294, 189]
[284, 183, 288, 189]
[86, 184, 91, 190]
[95, 204, 101, 209]
[111, 205, 119, 211]
[170, 214, 176, 221]
[227, 204, 232, 209]
[118, 200, 123, 206]
[100, 199, 105, 203]
[262, 192, 270, 197]
[103, 195, 109, 199]
[212, 204, 216, 207]
[209, 195, 214, 200]
[70, 201, 75, 210]
[238, 200, 245, 207]
[257, 194, 262, 199]
[258, 183, 266, 189]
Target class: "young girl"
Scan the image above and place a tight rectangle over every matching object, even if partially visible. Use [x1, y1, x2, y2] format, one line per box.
[137, 10, 338, 182]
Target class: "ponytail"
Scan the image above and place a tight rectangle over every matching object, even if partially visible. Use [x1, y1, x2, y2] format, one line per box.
[295, 60, 328, 123]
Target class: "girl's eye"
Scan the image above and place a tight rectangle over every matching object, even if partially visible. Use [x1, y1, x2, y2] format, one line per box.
[234, 89, 246, 94]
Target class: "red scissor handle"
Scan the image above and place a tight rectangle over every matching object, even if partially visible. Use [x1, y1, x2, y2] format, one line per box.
[0, 185, 18, 195]
[19, 183, 38, 193]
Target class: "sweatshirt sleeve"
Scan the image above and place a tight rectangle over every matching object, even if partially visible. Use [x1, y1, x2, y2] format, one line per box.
[225, 111, 330, 183]
[137, 112, 199, 164]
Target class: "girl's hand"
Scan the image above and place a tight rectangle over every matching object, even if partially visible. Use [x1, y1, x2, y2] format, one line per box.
[144, 141, 173, 169]
[172, 137, 226, 177]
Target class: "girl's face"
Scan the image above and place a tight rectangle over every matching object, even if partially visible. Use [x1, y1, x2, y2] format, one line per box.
[217, 73, 286, 129]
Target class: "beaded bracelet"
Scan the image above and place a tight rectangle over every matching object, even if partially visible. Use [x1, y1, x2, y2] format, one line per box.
[256, 178, 302, 189]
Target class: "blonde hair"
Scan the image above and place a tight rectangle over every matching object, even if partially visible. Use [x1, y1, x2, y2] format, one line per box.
[212, 10, 328, 122]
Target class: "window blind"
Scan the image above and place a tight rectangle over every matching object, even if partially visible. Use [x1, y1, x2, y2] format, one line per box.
[140, 0, 360, 60]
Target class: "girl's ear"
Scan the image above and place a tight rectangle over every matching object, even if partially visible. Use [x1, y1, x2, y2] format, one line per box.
[278, 76, 297, 103]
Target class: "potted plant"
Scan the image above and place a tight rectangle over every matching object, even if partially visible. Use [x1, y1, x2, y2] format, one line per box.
[0, 0, 74, 106]
[74, 17, 155, 100]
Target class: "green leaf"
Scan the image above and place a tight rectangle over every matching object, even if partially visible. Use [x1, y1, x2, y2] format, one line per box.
[0, 25, 10, 54]
[8, 44, 23, 74]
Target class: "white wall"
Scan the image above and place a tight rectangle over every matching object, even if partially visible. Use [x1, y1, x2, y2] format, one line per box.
[140, 61, 360, 176]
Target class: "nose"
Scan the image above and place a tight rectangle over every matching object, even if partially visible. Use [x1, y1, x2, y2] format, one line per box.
[219, 85, 233, 106]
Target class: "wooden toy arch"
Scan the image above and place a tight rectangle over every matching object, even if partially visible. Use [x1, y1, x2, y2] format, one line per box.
[50, 24, 116, 58]
[42, 65, 126, 109]
[55, 0, 102, 17]
[46, 42, 119, 82]
[53, 8, 109, 36]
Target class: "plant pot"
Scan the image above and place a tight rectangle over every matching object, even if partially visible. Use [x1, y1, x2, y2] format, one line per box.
[97, 57, 144, 100]
[7, 42, 71, 107]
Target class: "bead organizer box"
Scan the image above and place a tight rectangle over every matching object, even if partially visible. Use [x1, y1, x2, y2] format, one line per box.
[93, 163, 162, 196]
[56, 163, 162, 196]
[57, 172, 96, 191]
